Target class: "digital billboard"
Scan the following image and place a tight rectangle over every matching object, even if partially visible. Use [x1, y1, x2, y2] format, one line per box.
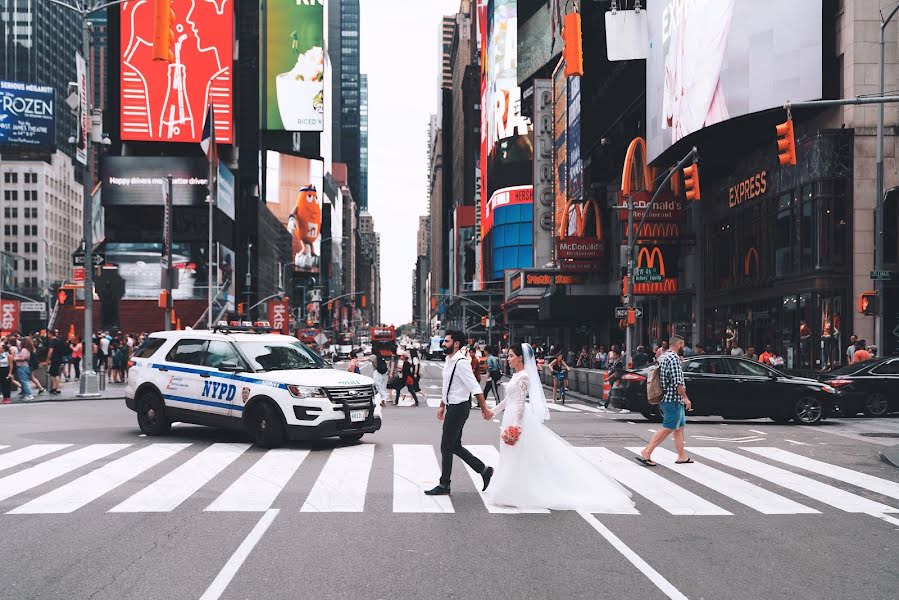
[646, 0, 822, 161]
[102, 157, 210, 206]
[265, 152, 325, 273]
[0, 81, 55, 149]
[120, 0, 233, 143]
[264, 0, 325, 132]
[106, 242, 204, 300]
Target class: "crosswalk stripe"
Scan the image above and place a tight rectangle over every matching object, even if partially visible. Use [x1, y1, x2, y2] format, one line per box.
[627, 448, 818, 515]
[463, 445, 549, 514]
[392, 444, 453, 513]
[579, 447, 731, 516]
[207, 449, 309, 513]
[0, 444, 72, 473]
[569, 404, 603, 413]
[110, 443, 250, 513]
[301, 444, 375, 513]
[9, 444, 190, 514]
[426, 396, 441, 408]
[0, 445, 8, 451]
[0, 444, 130, 503]
[689, 447, 898, 514]
[742, 447, 899, 502]
[546, 403, 581, 413]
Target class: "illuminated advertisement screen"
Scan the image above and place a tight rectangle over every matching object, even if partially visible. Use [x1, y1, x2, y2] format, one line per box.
[102, 157, 209, 206]
[0, 80, 55, 149]
[646, 0, 822, 161]
[265, 152, 325, 273]
[264, 0, 325, 131]
[120, 0, 234, 143]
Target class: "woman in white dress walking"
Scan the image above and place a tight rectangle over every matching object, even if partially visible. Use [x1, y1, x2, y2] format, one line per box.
[487, 343, 634, 512]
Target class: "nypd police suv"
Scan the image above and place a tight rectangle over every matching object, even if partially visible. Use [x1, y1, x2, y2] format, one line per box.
[125, 323, 381, 448]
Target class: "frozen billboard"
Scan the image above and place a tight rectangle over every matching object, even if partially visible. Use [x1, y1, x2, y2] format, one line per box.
[646, 0, 822, 162]
[0, 81, 55, 150]
[263, 0, 325, 131]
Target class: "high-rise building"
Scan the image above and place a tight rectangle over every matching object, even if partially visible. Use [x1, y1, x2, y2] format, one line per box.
[440, 15, 454, 90]
[330, 0, 362, 202]
[359, 74, 369, 211]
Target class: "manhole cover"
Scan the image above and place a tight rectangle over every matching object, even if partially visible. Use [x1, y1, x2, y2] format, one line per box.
[860, 432, 899, 438]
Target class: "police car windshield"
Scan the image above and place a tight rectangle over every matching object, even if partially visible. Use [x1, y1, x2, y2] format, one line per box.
[240, 341, 326, 372]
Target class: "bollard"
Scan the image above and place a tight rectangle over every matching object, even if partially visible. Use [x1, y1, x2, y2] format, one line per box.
[98, 367, 107, 392]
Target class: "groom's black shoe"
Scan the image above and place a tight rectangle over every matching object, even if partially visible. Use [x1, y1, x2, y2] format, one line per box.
[424, 485, 451, 496]
[481, 467, 494, 491]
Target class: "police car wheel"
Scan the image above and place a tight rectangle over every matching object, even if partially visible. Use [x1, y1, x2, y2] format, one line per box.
[340, 432, 365, 442]
[137, 391, 171, 436]
[248, 401, 286, 448]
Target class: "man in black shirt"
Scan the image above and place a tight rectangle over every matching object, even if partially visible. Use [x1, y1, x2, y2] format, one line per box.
[633, 346, 651, 368]
[44, 330, 65, 395]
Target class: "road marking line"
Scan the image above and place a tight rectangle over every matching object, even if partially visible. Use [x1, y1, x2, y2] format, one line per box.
[783, 439, 810, 446]
[626, 421, 637, 425]
[463, 445, 549, 514]
[426, 396, 441, 408]
[648, 429, 658, 433]
[301, 444, 374, 513]
[110, 443, 250, 513]
[0, 444, 130, 503]
[689, 447, 897, 514]
[744, 447, 899, 502]
[199, 508, 280, 600]
[579, 448, 730, 516]
[570, 404, 604, 413]
[748, 430, 767, 436]
[0, 444, 72, 473]
[392, 444, 453, 513]
[10, 444, 190, 514]
[208, 449, 309, 513]
[578, 511, 689, 600]
[628, 448, 818, 515]
[546, 403, 581, 412]
[869, 513, 899, 528]
[0, 445, 7, 451]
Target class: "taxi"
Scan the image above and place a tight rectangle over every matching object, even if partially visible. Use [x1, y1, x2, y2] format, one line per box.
[125, 323, 381, 448]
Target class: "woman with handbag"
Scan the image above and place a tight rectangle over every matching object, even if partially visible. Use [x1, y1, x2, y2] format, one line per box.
[394, 351, 419, 406]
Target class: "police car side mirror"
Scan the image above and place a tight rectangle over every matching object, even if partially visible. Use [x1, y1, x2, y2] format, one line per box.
[218, 361, 243, 373]
[324, 359, 334, 368]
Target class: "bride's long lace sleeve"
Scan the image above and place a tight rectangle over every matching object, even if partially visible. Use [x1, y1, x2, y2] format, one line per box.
[514, 374, 528, 426]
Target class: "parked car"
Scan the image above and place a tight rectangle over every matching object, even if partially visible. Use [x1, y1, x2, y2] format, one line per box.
[609, 355, 838, 425]
[819, 357, 899, 417]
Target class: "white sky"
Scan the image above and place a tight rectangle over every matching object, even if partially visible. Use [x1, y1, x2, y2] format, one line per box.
[360, 0, 460, 326]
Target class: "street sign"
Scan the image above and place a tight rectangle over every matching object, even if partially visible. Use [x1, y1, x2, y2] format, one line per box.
[73, 266, 86, 282]
[73, 252, 105, 267]
[615, 306, 644, 319]
[634, 267, 663, 283]
[20, 302, 45, 313]
[870, 270, 892, 281]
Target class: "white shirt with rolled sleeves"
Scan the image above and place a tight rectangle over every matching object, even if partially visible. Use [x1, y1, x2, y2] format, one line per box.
[442, 350, 483, 405]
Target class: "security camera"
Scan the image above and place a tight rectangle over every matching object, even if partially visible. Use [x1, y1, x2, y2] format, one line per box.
[102, 135, 111, 146]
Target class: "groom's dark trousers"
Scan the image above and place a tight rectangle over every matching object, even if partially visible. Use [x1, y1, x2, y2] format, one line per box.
[439, 402, 486, 488]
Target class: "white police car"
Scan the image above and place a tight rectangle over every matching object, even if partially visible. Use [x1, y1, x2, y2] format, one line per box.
[125, 324, 381, 448]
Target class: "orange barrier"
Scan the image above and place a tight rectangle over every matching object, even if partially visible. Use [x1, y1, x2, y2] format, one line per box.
[602, 371, 611, 401]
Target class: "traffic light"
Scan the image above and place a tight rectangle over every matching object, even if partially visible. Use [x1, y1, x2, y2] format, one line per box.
[237, 302, 246, 316]
[152, 0, 176, 63]
[563, 11, 584, 77]
[859, 291, 877, 316]
[683, 162, 701, 201]
[58, 287, 76, 307]
[361, 295, 367, 309]
[775, 118, 797, 166]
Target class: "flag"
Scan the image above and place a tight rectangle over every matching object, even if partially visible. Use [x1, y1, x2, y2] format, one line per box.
[200, 104, 216, 161]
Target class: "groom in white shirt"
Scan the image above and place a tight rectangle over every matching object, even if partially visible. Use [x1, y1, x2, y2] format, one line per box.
[425, 330, 494, 496]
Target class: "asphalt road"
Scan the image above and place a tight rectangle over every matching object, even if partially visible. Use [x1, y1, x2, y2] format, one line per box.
[0, 359, 897, 600]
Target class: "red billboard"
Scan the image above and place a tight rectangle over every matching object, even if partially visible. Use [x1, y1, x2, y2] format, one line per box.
[0, 300, 19, 335]
[269, 298, 290, 335]
[120, 0, 233, 143]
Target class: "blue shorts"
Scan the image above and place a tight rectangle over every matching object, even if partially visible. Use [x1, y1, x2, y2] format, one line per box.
[660, 401, 686, 430]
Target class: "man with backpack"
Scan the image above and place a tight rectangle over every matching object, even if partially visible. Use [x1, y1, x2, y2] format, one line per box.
[482, 346, 502, 403]
[368, 351, 391, 406]
[637, 333, 693, 467]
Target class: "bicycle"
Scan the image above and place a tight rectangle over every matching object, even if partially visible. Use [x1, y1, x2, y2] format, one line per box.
[554, 370, 568, 404]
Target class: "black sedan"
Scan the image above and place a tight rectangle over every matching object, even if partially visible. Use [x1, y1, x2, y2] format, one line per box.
[819, 358, 899, 417]
[608, 355, 839, 425]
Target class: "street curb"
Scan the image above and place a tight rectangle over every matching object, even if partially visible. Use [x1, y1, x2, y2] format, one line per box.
[879, 447, 899, 468]
[0, 395, 124, 406]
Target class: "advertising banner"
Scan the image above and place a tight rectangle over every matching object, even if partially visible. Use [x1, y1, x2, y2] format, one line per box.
[646, 0, 822, 161]
[265, 152, 325, 273]
[102, 157, 210, 206]
[552, 66, 568, 248]
[264, 0, 325, 131]
[107, 242, 204, 300]
[218, 244, 236, 311]
[76, 53, 87, 164]
[629, 244, 679, 295]
[120, 0, 233, 143]
[217, 163, 235, 220]
[532, 79, 554, 267]
[615, 190, 683, 222]
[0, 80, 55, 150]
[0, 300, 20, 335]
[269, 298, 290, 335]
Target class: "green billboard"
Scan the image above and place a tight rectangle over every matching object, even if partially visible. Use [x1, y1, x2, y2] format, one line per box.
[264, 0, 325, 131]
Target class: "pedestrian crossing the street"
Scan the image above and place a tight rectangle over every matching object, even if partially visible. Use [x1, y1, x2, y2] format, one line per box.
[0, 442, 896, 520]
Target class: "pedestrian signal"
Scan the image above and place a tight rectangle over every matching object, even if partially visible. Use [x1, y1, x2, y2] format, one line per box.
[58, 287, 76, 307]
[563, 12, 584, 77]
[152, 0, 176, 62]
[776, 118, 797, 166]
[361, 295, 367, 308]
[683, 163, 701, 201]
[158, 290, 168, 309]
[859, 291, 877, 316]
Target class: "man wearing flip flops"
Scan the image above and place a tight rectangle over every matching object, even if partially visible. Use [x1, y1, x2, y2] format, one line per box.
[637, 333, 694, 467]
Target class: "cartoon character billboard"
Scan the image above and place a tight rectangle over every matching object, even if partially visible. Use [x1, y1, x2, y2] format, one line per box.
[265, 151, 324, 273]
[120, 0, 233, 143]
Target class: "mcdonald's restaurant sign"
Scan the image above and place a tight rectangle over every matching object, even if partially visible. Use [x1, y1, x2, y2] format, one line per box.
[628, 244, 679, 295]
[616, 190, 683, 223]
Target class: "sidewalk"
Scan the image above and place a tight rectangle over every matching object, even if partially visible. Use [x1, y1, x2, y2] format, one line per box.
[2, 376, 126, 405]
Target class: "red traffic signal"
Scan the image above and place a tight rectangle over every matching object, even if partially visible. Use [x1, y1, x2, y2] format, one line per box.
[58, 287, 76, 307]
[859, 291, 877, 316]
[776, 118, 797, 166]
[563, 12, 584, 77]
[683, 163, 701, 201]
[152, 0, 176, 63]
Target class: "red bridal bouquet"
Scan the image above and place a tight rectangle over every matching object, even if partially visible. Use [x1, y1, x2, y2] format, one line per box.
[501, 425, 521, 446]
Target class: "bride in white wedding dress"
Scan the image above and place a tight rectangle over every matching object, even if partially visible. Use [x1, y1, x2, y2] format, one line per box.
[486, 343, 635, 512]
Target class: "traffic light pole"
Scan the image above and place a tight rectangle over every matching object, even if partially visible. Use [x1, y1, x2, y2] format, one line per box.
[625, 148, 698, 368]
